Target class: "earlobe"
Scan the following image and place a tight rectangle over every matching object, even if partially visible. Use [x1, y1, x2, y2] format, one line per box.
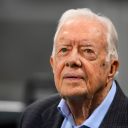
[108, 60, 119, 80]
[50, 56, 54, 74]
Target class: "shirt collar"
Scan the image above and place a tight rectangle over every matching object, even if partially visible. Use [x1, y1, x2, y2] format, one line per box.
[58, 81, 117, 128]
[58, 98, 70, 118]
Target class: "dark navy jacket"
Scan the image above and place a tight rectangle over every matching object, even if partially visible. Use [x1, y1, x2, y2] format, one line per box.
[19, 81, 128, 128]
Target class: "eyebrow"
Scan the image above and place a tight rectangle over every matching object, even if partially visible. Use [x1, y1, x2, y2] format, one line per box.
[56, 39, 95, 47]
[79, 42, 95, 47]
[56, 44, 71, 48]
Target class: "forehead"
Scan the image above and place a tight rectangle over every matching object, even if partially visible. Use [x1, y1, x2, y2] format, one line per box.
[56, 17, 107, 46]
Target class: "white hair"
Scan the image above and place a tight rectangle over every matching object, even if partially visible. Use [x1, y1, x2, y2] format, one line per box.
[52, 8, 119, 62]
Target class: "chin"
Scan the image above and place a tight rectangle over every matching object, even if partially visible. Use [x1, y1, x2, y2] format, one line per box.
[60, 90, 88, 100]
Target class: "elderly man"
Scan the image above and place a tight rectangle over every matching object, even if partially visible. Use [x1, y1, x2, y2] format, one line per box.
[20, 8, 128, 128]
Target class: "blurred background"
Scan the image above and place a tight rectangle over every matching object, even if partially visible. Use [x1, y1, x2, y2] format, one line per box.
[0, 0, 128, 127]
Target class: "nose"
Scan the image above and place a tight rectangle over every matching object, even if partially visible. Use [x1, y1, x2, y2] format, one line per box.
[65, 49, 82, 68]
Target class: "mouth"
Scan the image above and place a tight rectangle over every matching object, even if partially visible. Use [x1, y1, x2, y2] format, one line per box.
[63, 74, 84, 80]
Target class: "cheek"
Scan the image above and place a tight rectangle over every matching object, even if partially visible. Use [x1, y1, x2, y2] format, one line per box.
[83, 62, 107, 94]
[83, 62, 100, 80]
[53, 59, 65, 89]
[87, 60, 107, 78]
[54, 60, 64, 77]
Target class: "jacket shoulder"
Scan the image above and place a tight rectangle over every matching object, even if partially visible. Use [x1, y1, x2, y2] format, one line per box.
[19, 93, 61, 128]
[30, 93, 60, 108]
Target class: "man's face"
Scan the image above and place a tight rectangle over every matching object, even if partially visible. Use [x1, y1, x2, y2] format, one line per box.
[50, 18, 114, 99]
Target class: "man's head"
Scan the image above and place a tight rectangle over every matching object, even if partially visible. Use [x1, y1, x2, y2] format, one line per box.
[50, 8, 119, 99]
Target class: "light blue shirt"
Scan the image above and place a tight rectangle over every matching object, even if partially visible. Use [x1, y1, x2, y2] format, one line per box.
[58, 81, 116, 128]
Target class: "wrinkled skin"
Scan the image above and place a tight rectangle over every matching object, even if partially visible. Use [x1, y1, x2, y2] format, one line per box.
[50, 17, 119, 125]
[50, 17, 118, 100]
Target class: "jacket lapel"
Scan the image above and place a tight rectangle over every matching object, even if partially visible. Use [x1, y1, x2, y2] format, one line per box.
[42, 112, 64, 128]
[99, 81, 128, 127]
[40, 95, 64, 128]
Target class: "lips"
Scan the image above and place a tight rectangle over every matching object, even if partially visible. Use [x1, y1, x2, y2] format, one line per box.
[63, 73, 84, 80]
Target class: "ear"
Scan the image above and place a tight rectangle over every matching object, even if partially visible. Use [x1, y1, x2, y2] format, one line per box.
[108, 60, 119, 80]
[50, 56, 55, 74]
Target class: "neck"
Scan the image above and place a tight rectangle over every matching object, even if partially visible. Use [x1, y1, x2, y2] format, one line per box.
[65, 81, 112, 125]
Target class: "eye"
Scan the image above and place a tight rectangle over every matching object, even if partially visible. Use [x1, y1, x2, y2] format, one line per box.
[81, 47, 97, 60]
[83, 48, 94, 54]
[56, 45, 70, 56]
[61, 47, 68, 53]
